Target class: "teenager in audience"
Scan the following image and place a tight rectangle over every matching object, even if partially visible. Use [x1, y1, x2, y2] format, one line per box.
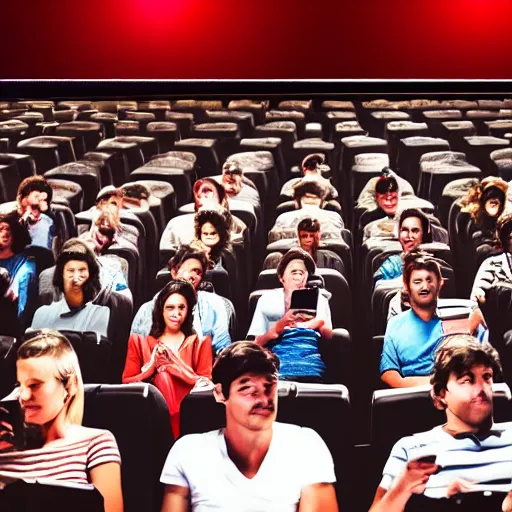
[221, 160, 261, 210]
[0, 210, 36, 327]
[16, 176, 55, 251]
[122, 280, 212, 438]
[0, 329, 123, 512]
[247, 248, 333, 381]
[31, 240, 110, 336]
[280, 153, 338, 201]
[263, 218, 345, 274]
[130, 245, 231, 354]
[371, 335, 512, 512]
[159, 341, 338, 511]
[270, 179, 344, 243]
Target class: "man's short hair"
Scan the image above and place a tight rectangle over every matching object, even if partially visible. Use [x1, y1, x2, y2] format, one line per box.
[297, 218, 321, 234]
[0, 210, 31, 254]
[212, 341, 280, 398]
[168, 245, 208, 275]
[399, 208, 432, 243]
[121, 183, 149, 200]
[53, 238, 101, 302]
[375, 167, 399, 195]
[17, 176, 53, 204]
[301, 153, 325, 171]
[222, 160, 243, 175]
[277, 248, 316, 279]
[430, 334, 502, 410]
[497, 213, 512, 253]
[292, 179, 328, 203]
[403, 250, 442, 288]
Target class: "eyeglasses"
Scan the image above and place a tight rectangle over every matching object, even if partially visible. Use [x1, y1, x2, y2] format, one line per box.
[223, 168, 242, 176]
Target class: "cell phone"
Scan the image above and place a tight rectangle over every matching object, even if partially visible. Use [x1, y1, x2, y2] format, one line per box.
[290, 288, 319, 316]
[0, 400, 44, 451]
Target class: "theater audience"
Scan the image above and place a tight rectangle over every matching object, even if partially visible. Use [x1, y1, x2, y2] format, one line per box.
[122, 280, 212, 438]
[0, 210, 37, 327]
[130, 246, 231, 354]
[31, 240, 110, 336]
[16, 176, 55, 251]
[371, 335, 512, 511]
[221, 160, 261, 210]
[160, 342, 338, 512]
[280, 153, 338, 201]
[248, 249, 333, 381]
[269, 179, 344, 243]
[0, 329, 123, 512]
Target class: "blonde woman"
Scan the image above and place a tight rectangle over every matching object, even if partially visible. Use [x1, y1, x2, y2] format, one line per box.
[0, 329, 123, 512]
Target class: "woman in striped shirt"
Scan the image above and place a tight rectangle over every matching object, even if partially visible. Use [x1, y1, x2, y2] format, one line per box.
[0, 329, 123, 512]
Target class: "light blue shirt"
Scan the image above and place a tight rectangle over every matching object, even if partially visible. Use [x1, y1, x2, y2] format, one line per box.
[28, 213, 55, 250]
[374, 253, 403, 283]
[0, 253, 36, 317]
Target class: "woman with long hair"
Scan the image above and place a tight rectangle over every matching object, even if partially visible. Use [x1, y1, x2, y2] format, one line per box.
[122, 280, 212, 438]
[0, 329, 123, 512]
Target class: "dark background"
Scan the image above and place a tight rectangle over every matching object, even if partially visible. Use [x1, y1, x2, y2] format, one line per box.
[2, 0, 512, 79]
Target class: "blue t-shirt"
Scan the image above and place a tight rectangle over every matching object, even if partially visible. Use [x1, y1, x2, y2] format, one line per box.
[380, 309, 444, 377]
[0, 253, 37, 317]
[374, 254, 403, 283]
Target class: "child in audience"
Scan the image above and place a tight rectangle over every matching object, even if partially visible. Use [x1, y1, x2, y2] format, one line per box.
[122, 280, 213, 438]
[0, 329, 123, 512]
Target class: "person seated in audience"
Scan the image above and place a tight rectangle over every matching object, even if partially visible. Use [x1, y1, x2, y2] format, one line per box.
[374, 208, 432, 284]
[122, 279, 212, 438]
[0, 267, 20, 338]
[263, 218, 345, 275]
[31, 240, 110, 336]
[0, 329, 123, 512]
[190, 207, 232, 271]
[280, 153, 338, 201]
[162, 178, 246, 250]
[0, 210, 37, 327]
[381, 251, 486, 388]
[370, 335, 512, 512]
[16, 176, 55, 251]
[221, 160, 261, 210]
[247, 249, 333, 381]
[159, 341, 338, 512]
[269, 179, 344, 243]
[471, 213, 512, 304]
[461, 176, 509, 251]
[131, 245, 231, 355]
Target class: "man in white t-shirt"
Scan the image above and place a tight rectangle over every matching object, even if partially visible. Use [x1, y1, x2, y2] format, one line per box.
[160, 341, 338, 511]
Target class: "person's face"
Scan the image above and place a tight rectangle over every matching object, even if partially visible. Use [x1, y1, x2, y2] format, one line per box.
[279, 259, 308, 293]
[0, 222, 13, 251]
[97, 195, 122, 216]
[399, 217, 424, 253]
[200, 222, 220, 247]
[21, 190, 49, 223]
[222, 167, 242, 196]
[376, 191, 399, 215]
[485, 198, 502, 218]
[221, 373, 278, 433]
[298, 230, 320, 252]
[172, 257, 204, 290]
[195, 183, 220, 209]
[63, 260, 90, 297]
[300, 193, 322, 208]
[163, 292, 188, 332]
[407, 268, 442, 310]
[17, 356, 68, 426]
[440, 364, 494, 431]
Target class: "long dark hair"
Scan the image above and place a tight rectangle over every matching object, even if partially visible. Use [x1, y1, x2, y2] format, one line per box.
[194, 208, 231, 262]
[149, 280, 197, 338]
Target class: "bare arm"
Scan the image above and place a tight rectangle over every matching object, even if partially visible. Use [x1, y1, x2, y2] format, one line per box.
[89, 462, 124, 512]
[160, 484, 190, 512]
[255, 310, 296, 347]
[298, 483, 338, 512]
[381, 370, 431, 388]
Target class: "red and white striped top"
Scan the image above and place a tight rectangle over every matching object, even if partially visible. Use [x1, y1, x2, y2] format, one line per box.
[0, 429, 121, 485]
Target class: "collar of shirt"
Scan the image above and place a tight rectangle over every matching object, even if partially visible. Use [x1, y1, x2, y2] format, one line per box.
[56, 298, 88, 318]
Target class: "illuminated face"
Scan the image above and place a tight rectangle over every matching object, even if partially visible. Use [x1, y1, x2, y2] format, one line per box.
[163, 292, 188, 333]
[279, 259, 308, 293]
[222, 165, 242, 197]
[195, 182, 220, 209]
[172, 257, 204, 290]
[222, 373, 278, 433]
[62, 260, 89, 297]
[406, 268, 442, 310]
[376, 191, 399, 216]
[20, 190, 49, 223]
[484, 198, 502, 218]
[200, 222, 220, 247]
[399, 216, 424, 253]
[17, 356, 69, 426]
[298, 230, 320, 252]
[0, 222, 13, 251]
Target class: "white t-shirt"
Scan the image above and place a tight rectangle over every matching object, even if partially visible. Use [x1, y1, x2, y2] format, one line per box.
[160, 422, 336, 511]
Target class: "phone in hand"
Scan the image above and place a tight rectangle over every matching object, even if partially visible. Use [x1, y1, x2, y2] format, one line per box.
[290, 288, 319, 321]
[0, 400, 44, 452]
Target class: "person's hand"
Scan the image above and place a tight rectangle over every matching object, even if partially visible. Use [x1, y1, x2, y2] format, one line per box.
[193, 377, 213, 389]
[275, 309, 299, 334]
[469, 307, 487, 332]
[0, 416, 15, 452]
[445, 478, 474, 498]
[394, 459, 439, 496]
[502, 491, 512, 512]
[472, 291, 486, 304]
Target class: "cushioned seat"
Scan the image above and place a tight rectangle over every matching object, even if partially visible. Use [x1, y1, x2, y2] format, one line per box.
[0, 108, 28, 121]
[172, 100, 208, 124]
[140, 100, 171, 121]
[277, 99, 312, 115]
[149, 150, 197, 170]
[174, 138, 220, 178]
[404, 99, 443, 122]
[487, 119, 512, 139]
[75, 110, 99, 121]
[164, 111, 194, 138]
[490, 148, 512, 181]
[0, 119, 28, 146]
[57, 100, 94, 111]
[206, 110, 255, 138]
[82, 151, 128, 187]
[0, 162, 20, 202]
[0, 152, 36, 179]
[320, 100, 356, 112]
[47, 178, 84, 213]
[90, 112, 118, 138]
[14, 112, 45, 137]
[239, 137, 287, 185]
[56, 121, 104, 157]
[228, 99, 268, 125]
[17, 135, 76, 172]
[131, 179, 177, 223]
[114, 135, 158, 163]
[191, 122, 240, 163]
[438, 177, 479, 228]
[385, 121, 429, 169]
[114, 120, 140, 136]
[437, 120, 477, 153]
[96, 138, 144, 179]
[466, 109, 502, 135]
[146, 122, 178, 153]
[123, 111, 155, 135]
[461, 135, 510, 177]
[369, 111, 411, 139]
[422, 109, 463, 137]
[324, 111, 358, 141]
[292, 138, 336, 176]
[265, 110, 306, 139]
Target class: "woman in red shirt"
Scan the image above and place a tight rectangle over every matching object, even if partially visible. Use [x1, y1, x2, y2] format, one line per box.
[122, 280, 213, 438]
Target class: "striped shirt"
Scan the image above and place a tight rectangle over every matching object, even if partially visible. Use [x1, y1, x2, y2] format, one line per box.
[0, 429, 121, 485]
[380, 423, 512, 498]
